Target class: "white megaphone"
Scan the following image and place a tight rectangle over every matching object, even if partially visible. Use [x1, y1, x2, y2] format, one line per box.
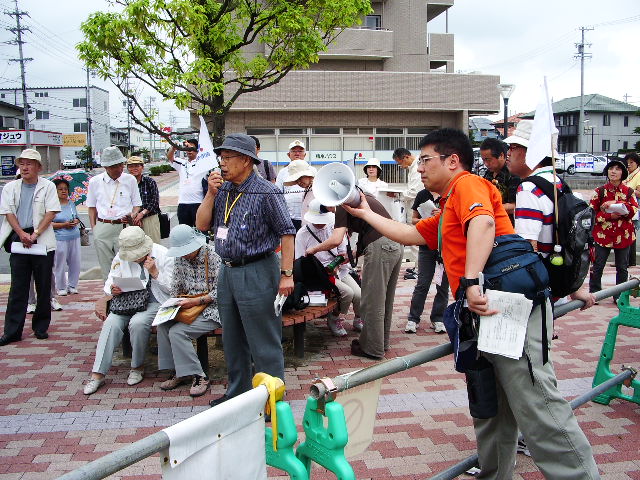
[313, 162, 361, 207]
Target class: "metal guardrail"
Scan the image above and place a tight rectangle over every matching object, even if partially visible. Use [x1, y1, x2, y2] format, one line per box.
[427, 368, 636, 480]
[58, 279, 640, 480]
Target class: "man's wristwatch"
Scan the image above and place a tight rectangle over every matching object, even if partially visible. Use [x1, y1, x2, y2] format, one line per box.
[459, 277, 480, 289]
[33, 228, 40, 237]
[280, 269, 293, 277]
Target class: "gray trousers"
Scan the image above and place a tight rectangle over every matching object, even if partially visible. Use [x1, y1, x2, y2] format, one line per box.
[407, 246, 449, 324]
[358, 236, 403, 357]
[91, 302, 160, 375]
[93, 222, 124, 281]
[335, 274, 361, 317]
[218, 253, 284, 398]
[157, 314, 218, 378]
[474, 300, 600, 480]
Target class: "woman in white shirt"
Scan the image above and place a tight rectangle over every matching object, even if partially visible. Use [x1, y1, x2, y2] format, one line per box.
[356, 158, 388, 198]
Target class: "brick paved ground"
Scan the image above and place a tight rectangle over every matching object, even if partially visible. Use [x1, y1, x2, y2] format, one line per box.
[0, 264, 639, 479]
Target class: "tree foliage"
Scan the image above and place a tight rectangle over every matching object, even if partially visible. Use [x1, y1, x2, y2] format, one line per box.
[77, 0, 371, 145]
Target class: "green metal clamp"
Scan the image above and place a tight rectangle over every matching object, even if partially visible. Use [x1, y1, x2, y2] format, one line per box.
[592, 289, 640, 405]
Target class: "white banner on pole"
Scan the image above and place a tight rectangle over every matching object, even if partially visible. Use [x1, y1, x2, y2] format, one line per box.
[161, 386, 268, 479]
[189, 115, 218, 177]
[526, 77, 559, 170]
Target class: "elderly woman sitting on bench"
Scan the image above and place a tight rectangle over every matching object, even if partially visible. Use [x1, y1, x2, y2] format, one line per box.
[84, 226, 173, 395]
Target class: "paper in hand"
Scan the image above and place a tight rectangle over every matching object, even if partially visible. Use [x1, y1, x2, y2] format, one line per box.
[11, 242, 47, 256]
[605, 203, 629, 215]
[477, 289, 533, 360]
[112, 276, 146, 292]
[417, 199, 436, 219]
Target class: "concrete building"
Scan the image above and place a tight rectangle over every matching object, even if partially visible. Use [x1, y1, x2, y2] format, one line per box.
[524, 94, 640, 155]
[193, 0, 500, 180]
[0, 86, 110, 161]
[0, 129, 63, 174]
[0, 101, 24, 130]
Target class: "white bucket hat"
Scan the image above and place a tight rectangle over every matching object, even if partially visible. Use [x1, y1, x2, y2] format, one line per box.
[17, 148, 42, 166]
[101, 146, 126, 167]
[303, 199, 335, 225]
[284, 160, 316, 185]
[118, 226, 154, 262]
[167, 224, 207, 257]
[363, 157, 382, 174]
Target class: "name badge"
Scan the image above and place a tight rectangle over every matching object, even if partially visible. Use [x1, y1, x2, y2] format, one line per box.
[216, 227, 228, 240]
[434, 262, 444, 286]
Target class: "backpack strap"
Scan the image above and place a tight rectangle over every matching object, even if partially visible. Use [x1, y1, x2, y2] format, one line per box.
[306, 226, 338, 258]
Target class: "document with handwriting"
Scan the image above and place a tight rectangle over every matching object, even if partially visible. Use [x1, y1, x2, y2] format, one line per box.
[478, 290, 533, 360]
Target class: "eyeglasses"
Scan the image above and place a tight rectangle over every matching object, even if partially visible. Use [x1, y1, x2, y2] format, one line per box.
[217, 154, 243, 163]
[418, 154, 450, 165]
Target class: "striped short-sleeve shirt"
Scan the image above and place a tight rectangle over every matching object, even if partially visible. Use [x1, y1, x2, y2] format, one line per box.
[514, 167, 562, 257]
[211, 172, 296, 260]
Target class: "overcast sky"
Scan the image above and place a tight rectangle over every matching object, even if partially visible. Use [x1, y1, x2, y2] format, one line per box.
[0, 0, 638, 128]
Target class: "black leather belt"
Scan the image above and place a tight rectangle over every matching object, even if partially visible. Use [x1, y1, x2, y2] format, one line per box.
[97, 218, 125, 224]
[222, 251, 272, 267]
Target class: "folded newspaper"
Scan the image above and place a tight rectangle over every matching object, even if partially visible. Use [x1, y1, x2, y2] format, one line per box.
[152, 298, 183, 326]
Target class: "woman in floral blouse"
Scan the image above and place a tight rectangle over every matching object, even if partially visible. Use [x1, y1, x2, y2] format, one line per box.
[589, 159, 638, 302]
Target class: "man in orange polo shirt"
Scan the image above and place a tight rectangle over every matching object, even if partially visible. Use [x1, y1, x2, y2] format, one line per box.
[343, 128, 599, 480]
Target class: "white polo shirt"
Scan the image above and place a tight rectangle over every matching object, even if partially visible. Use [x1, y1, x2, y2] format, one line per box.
[86, 172, 142, 220]
[171, 158, 208, 204]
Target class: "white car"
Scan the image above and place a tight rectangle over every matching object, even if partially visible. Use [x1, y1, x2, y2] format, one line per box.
[62, 157, 80, 169]
[557, 153, 606, 175]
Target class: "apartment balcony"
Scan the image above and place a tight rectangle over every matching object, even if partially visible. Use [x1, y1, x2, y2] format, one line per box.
[318, 27, 394, 60]
[427, 0, 454, 22]
[428, 32, 454, 71]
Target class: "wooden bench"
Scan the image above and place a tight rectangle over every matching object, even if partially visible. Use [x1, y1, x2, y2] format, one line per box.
[95, 297, 338, 373]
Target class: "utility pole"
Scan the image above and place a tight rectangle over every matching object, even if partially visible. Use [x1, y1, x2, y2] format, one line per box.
[6, 0, 32, 147]
[85, 67, 93, 154]
[575, 26, 593, 152]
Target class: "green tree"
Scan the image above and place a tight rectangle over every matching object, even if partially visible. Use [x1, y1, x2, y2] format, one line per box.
[78, 0, 371, 146]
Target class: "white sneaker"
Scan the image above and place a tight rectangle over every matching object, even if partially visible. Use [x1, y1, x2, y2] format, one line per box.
[127, 370, 144, 386]
[83, 377, 105, 395]
[353, 317, 363, 332]
[26, 304, 36, 314]
[67, 287, 78, 294]
[56, 289, 68, 296]
[50, 298, 63, 311]
[327, 315, 347, 337]
[404, 320, 418, 333]
[433, 321, 446, 334]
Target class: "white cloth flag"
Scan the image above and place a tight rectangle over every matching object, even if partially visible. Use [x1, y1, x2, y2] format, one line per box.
[161, 385, 268, 479]
[526, 77, 559, 170]
[190, 115, 218, 177]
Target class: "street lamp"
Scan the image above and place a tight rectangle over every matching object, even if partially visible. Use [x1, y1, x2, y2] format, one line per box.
[498, 84, 516, 139]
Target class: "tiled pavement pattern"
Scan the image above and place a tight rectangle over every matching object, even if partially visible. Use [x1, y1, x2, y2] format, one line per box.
[0, 267, 639, 479]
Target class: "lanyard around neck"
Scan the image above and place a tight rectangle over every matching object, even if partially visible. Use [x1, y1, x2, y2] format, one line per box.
[224, 191, 243, 225]
[109, 180, 120, 208]
[437, 174, 466, 256]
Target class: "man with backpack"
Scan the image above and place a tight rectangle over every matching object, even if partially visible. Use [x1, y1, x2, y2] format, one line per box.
[343, 128, 600, 479]
[504, 120, 595, 308]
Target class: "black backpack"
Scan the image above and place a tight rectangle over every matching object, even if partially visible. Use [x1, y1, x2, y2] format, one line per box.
[523, 176, 594, 298]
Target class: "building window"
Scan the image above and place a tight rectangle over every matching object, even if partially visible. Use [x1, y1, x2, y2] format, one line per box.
[74, 122, 88, 132]
[312, 127, 340, 135]
[567, 115, 575, 126]
[34, 92, 48, 98]
[279, 128, 307, 135]
[246, 128, 275, 135]
[376, 127, 403, 134]
[602, 139, 610, 151]
[375, 136, 405, 151]
[558, 116, 565, 126]
[624, 116, 629, 127]
[0, 93, 4, 99]
[73, 98, 87, 108]
[603, 114, 611, 126]
[364, 15, 381, 30]
[35, 110, 49, 120]
[623, 141, 629, 149]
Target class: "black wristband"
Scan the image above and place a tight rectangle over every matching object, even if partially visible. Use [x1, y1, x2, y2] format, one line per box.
[459, 277, 480, 289]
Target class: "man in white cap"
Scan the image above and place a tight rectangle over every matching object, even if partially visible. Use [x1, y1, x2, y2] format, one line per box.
[86, 146, 142, 280]
[276, 140, 309, 229]
[0, 149, 60, 346]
